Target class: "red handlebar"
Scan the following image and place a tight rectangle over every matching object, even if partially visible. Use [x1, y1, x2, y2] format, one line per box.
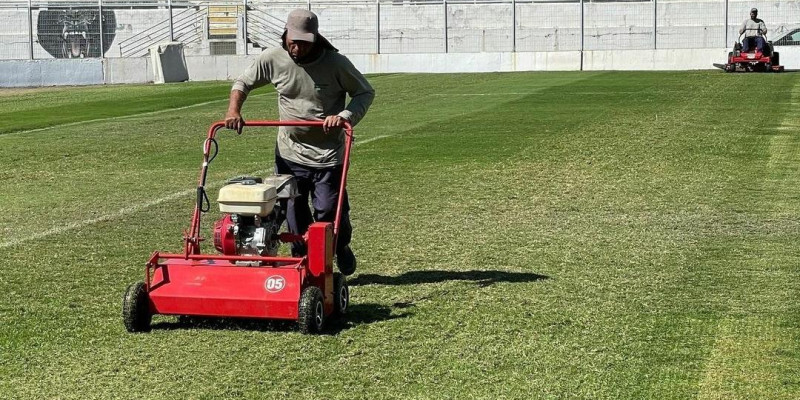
[186, 120, 354, 256]
[208, 120, 353, 139]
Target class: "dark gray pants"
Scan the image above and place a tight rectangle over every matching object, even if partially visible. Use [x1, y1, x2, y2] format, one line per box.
[275, 154, 352, 257]
[742, 36, 765, 53]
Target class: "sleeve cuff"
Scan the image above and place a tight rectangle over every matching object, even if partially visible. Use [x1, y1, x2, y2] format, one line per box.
[231, 82, 250, 96]
[337, 110, 354, 121]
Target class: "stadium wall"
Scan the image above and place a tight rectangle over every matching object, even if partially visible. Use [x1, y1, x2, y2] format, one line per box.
[2, 47, 799, 87]
[3, 1, 800, 57]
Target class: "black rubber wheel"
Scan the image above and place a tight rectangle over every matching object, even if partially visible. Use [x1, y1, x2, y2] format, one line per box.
[333, 272, 350, 316]
[122, 281, 152, 332]
[727, 51, 733, 64]
[772, 52, 780, 68]
[298, 286, 324, 334]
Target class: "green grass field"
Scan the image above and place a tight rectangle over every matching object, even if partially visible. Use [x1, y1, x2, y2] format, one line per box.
[1, 71, 799, 399]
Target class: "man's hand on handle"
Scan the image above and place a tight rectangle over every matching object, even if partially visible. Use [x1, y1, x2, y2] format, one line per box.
[323, 115, 348, 134]
[225, 111, 245, 134]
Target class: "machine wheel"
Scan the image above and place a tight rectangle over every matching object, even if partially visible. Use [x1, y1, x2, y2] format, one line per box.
[122, 282, 152, 332]
[298, 286, 325, 334]
[772, 52, 780, 67]
[333, 273, 350, 316]
[727, 51, 733, 64]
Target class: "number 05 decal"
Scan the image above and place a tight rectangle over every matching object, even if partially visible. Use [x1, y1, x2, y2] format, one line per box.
[265, 276, 286, 293]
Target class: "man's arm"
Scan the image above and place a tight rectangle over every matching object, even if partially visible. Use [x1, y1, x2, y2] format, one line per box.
[739, 20, 747, 35]
[225, 52, 273, 133]
[225, 89, 248, 134]
[323, 56, 375, 133]
[760, 21, 768, 37]
[337, 58, 376, 125]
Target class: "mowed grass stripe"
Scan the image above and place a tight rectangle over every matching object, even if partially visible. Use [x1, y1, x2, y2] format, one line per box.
[0, 73, 591, 243]
[387, 72, 794, 397]
[698, 316, 798, 400]
[5, 94, 270, 137]
[1, 72, 799, 399]
[0, 82, 252, 135]
[0, 72, 610, 399]
[696, 76, 800, 400]
[353, 71, 799, 397]
[1, 72, 598, 397]
[356, 72, 727, 396]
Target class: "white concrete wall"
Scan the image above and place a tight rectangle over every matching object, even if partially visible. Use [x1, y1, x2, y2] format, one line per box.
[777, 46, 800, 67]
[346, 52, 582, 73]
[582, 48, 728, 70]
[0, 58, 104, 87]
[1, 46, 798, 87]
[103, 56, 152, 84]
[184, 55, 255, 81]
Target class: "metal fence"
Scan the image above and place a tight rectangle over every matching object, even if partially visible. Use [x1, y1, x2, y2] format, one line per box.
[1, 0, 799, 59]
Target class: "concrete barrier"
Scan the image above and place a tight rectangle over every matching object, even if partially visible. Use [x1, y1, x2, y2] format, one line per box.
[0, 59, 104, 87]
[582, 48, 730, 71]
[103, 57, 151, 84]
[184, 55, 256, 82]
[1, 47, 799, 87]
[346, 51, 582, 73]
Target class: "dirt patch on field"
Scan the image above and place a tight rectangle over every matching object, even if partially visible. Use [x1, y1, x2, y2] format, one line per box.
[0, 87, 63, 97]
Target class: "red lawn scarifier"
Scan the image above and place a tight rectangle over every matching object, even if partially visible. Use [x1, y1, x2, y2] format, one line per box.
[123, 121, 352, 334]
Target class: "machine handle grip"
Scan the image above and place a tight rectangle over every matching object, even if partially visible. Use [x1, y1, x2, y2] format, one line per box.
[208, 120, 353, 140]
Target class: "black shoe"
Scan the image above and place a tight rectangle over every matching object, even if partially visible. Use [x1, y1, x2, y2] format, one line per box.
[336, 246, 356, 276]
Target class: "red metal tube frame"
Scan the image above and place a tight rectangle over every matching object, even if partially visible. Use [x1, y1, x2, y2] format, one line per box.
[184, 120, 354, 257]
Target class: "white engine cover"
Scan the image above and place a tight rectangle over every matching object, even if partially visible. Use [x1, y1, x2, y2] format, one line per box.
[218, 182, 277, 216]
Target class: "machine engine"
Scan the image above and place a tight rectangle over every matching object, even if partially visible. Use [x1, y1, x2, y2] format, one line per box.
[213, 175, 298, 257]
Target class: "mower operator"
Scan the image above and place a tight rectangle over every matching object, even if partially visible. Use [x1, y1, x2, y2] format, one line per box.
[739, 8, 768, 53]
[224, 9, 374, 276]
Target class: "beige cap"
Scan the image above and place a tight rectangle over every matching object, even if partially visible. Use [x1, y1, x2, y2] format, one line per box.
[285, 9, 318, 42]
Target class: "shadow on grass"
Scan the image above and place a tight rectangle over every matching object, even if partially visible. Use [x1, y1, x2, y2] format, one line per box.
[349, 270, 549, 288]
[150, 302, 412, 335]
[324, 303, 412, 335]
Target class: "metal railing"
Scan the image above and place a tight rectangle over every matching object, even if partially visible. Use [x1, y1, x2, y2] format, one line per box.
[117, 5, 205, 57]
[245, 3, 285, 50]
[1, 0, 799, 60]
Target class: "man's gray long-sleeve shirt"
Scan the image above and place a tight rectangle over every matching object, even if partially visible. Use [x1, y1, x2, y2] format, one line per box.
[739, 18, 767, 38]
[232, 47, 375, 167]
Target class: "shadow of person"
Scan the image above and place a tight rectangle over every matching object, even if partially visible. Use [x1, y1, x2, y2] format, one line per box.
[150, 302, 411, 335]
[324, 302, 413, 335]
[349, 270, 549, 287]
